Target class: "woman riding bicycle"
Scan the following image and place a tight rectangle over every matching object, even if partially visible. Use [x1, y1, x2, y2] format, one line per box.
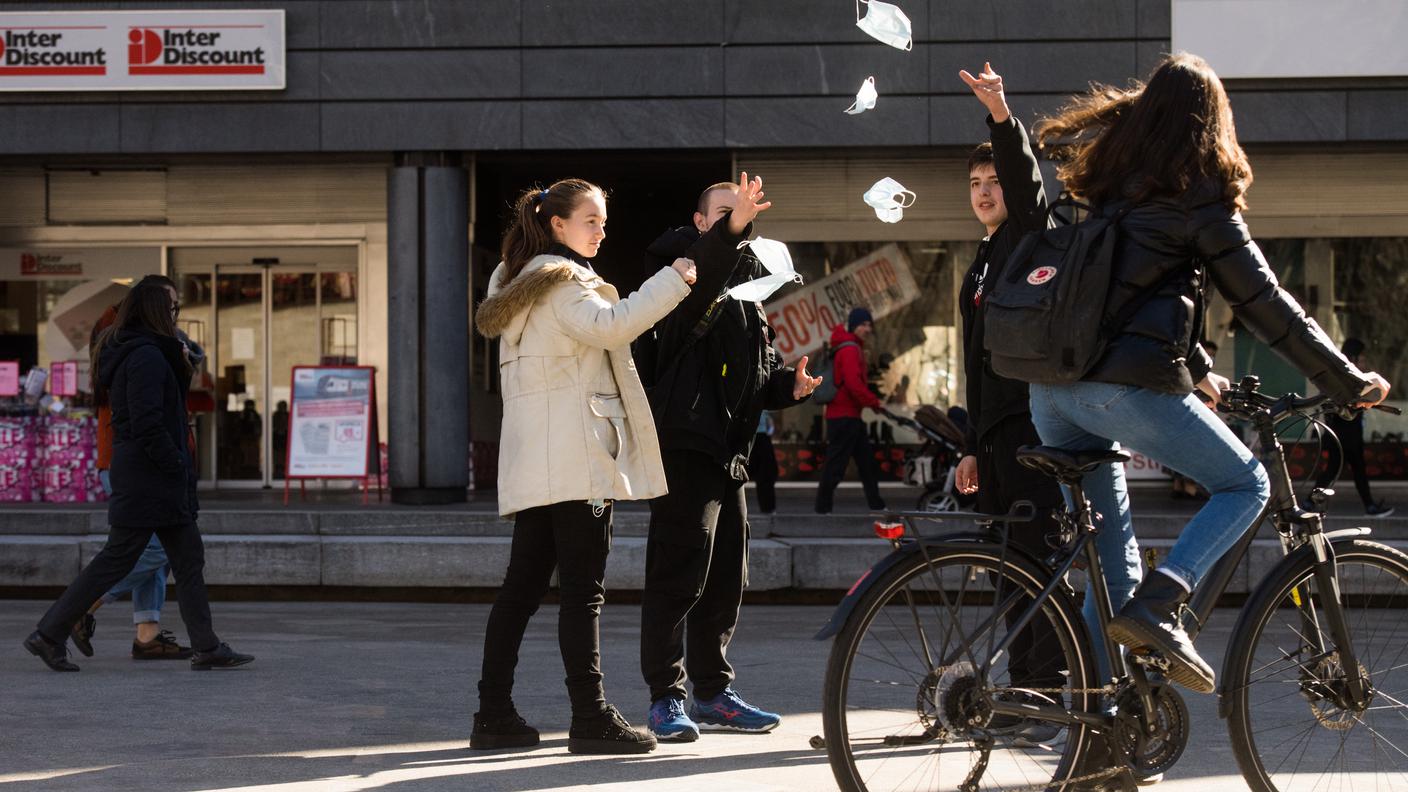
[1029, 52, 1392, 693]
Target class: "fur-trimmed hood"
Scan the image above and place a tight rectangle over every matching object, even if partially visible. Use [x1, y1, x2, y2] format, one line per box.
[476, 255, 599, 344]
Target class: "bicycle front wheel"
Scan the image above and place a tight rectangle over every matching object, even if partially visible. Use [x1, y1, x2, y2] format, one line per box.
[1226, 539, 1408, 792]
[822, 544, 1097, 792]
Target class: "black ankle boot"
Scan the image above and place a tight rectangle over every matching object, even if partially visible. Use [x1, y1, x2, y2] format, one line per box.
[471, 709, 540, 750]
[568, 704, 657, 754]
[1107, 571, 1214, 694]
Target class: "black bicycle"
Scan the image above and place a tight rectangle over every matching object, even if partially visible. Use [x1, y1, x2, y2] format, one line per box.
[817, 376, 1408, 791]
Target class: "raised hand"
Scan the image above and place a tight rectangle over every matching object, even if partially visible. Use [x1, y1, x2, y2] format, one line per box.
[959, 61, 1010, 124]
[793, 355, 823, 400]
[727, 171, 773, 236]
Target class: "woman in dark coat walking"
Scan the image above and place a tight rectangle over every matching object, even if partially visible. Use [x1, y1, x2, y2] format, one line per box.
[24, 276, 253, 672]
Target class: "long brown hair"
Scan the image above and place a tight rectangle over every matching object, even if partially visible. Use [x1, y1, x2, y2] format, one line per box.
[92, 275, 191, 387]
[1034, 52, 1253, 211]
[499, 178, 603, 287]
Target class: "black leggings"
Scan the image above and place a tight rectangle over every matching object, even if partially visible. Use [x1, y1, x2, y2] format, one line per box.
[478, 501, 612, 719]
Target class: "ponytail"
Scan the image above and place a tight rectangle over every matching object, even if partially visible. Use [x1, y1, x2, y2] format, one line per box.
[499, 178, 603, 287]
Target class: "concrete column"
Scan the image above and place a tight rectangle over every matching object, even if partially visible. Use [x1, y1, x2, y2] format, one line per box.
[388, 152, 469, 505]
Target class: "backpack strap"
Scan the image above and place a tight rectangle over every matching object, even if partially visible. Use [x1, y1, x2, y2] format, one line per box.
[1100, 257, 1205, 340]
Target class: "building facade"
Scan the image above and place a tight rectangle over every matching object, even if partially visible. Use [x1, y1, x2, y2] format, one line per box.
[2, 0, 1405, 503]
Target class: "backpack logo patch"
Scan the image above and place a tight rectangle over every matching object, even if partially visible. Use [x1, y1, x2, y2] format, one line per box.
[1026, 266, 1057, 285]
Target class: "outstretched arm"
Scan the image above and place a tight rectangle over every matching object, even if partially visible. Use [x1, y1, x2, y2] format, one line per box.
[961, 62, 1048, 235]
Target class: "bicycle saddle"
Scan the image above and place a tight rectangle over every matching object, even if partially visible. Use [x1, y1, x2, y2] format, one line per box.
[1016, 445, 1131, 480]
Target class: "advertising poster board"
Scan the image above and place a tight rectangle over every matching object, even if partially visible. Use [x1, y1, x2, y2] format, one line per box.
[284, 366, 380, 502]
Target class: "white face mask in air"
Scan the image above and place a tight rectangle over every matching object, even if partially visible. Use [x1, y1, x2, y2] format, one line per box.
[728, 237, 803, 302]
[844, 76, 878, 115]
[855, 0, 913, 51]
[863, 177, 916, 224]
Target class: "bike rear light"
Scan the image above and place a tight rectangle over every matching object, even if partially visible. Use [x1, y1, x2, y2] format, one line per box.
[873, 522, 905, 540]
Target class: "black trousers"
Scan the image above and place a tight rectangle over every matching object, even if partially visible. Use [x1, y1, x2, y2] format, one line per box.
[747, 433, 777, 513]
[977, 416, 1067, 691]
[641, 450, 749, 703]
[38, 522, 217, 651]
[1315, 415, 1375, 509]
[815, 417, 885, 512]
[478, 501, 612, 719]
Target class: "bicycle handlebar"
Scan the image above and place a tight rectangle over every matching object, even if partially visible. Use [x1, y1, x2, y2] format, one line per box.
[1218, 375, 1399, 422]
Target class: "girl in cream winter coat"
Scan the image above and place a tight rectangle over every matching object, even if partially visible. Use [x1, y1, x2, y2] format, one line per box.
[470, 178, 696, 755]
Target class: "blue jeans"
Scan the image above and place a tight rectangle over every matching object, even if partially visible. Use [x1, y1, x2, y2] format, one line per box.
[98, 470, 170, 624]
[1029, 382, 1270, 669]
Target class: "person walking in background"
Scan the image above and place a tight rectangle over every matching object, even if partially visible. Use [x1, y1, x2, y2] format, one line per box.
[24, 275, 253, 673]
[748, 411, 778, 515]
[472, 178, 696, 755]
[638, 173, 818, 742]
[814, 307, 887, 514]
[1316, 337, 1394, 517]
[70, 299, 192, 662]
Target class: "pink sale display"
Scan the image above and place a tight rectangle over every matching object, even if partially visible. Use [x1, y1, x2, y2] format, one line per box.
[0, 416, 39, 502]
[36, 415, 104, 503]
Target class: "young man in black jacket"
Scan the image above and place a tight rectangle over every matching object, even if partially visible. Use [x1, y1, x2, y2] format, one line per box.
[955, 63, 1068, 743]
[638, 173, 821, 742]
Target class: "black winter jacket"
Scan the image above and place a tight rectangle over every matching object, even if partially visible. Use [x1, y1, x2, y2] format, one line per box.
[99, 329, 198, 526]
[1089, 182, 1368, 403]
[642, 220, 802, 475]
[959, 115, 1050, 450]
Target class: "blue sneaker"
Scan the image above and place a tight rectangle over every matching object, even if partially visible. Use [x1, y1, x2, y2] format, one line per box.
[690, 688, 781, 733]
[647, 696, 700, 742]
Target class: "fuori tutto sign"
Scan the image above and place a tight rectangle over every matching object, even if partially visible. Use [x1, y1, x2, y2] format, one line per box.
[0, 10, 284, 91]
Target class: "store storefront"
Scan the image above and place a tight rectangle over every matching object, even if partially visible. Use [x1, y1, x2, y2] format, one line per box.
[0, 161, 388, 498]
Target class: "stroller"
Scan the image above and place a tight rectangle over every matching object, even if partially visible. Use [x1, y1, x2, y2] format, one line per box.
[880, 405, 974, 512]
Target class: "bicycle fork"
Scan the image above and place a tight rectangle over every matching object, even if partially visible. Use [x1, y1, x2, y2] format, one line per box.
[1302, 530, 1373, 709]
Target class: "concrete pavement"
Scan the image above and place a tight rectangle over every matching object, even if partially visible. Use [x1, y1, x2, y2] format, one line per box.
[2, 600, 1271, 792]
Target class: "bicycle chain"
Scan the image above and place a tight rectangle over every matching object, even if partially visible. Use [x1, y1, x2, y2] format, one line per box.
[973, 686, 1131, 792]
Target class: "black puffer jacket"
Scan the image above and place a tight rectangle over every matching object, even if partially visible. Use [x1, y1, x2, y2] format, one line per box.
[641, 221, 802, 475]
[1091, 183, 1368, 403]
[99, 328, 198, 526]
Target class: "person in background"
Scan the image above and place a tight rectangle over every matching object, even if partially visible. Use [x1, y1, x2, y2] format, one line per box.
[26, 275, 253, 672]
[814, 307, 887, 514]
[1315, 337, 1394, 517]
[70, 299, 193, 662]
[748, 411, 778, 515]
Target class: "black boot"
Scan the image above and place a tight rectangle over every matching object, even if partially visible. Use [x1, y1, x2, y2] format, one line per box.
[471, 709, 540, 750]
[190, 642, 255, 670]
[1107, 571, 1214, 694]
[568, 705, 657, 754]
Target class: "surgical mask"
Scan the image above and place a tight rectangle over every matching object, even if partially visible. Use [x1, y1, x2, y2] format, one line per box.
[844, 76, 878, 115]
[728, 237, 803, 302]
[863, 177, 916, 224]
[855, 0, 913, 51]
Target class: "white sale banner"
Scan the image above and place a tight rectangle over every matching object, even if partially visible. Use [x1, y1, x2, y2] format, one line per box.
[764, 243, 920, 362]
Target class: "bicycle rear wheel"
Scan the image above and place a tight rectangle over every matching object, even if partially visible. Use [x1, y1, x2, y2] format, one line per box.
[822, 543, 1097, 792]
[1226, 539, 1408, 792]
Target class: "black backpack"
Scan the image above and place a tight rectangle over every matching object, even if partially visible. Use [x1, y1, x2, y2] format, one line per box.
[982, 197, 1188, 384]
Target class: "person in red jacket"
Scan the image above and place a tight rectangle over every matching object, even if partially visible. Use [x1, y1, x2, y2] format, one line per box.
[814, 307, 887, 513]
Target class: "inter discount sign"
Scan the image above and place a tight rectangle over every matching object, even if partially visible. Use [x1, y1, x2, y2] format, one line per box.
[0, 10, 284, 91]
[765, 243, 921, 362]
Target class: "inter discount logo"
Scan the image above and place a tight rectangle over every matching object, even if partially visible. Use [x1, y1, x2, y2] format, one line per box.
[128, 27, 267, 75]
[0, 28, 108, 76]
